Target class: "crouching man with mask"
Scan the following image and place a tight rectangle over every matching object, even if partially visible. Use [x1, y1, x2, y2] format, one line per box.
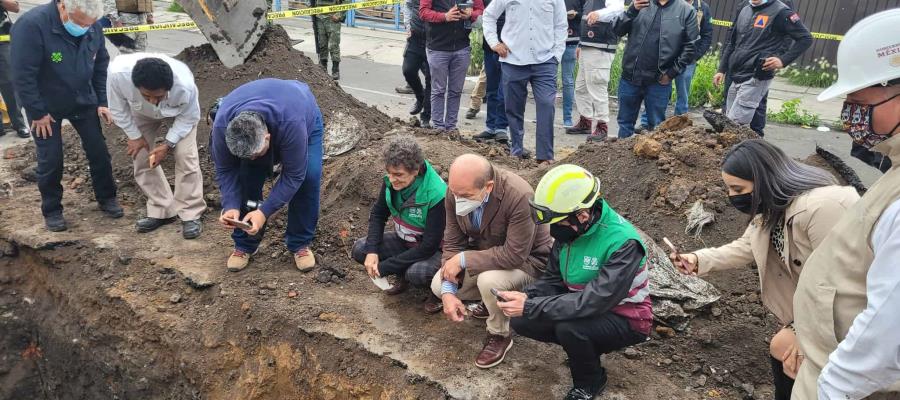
[431, 153, 552, 369]
[499, 164, 652, 400]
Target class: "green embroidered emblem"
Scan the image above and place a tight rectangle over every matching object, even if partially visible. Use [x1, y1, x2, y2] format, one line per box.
[51, 52, 62, 63]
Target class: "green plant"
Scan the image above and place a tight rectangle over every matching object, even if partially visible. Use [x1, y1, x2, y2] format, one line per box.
[688, 50, 725, 108]
[607, 43, 624, 95]
[768, 98, 821, 126]
[468, 28, 484, 76]
[168, 1, 184, 12]
[778, 57, 837, 88]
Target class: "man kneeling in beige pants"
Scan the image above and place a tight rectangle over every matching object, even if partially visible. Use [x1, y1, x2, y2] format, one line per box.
[432, 154, 552, 369]
[107, 54, 206, 239]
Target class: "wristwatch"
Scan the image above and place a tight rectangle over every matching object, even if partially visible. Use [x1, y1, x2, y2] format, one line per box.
[165, 140, 177, 149]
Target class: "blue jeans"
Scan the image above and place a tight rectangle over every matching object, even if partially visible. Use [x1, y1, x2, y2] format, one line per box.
[233, 112, 324, 253]
[483, 47, 508, 131]
[503, 59, 558, 161]
[618, 78, 673, 138]
[561, 44, 578, 126]
[640, 63, 696, 126]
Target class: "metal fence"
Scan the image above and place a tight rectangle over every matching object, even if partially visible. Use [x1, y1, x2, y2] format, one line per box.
[708, 0, 900, 66]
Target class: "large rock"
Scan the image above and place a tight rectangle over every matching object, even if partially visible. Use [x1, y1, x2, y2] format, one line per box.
[633, 136, 663, 159]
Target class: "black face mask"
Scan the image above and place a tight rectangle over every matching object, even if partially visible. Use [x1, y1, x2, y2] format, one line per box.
[729, 193, 755, 215]
[550, 224, 580, 243]
[549, 212, 595, 243]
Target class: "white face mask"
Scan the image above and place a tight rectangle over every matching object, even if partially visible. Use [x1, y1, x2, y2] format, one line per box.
[455, 189, 486, 216]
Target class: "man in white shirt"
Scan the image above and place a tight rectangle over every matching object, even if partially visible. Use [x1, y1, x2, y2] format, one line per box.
[483, 0, 567, 165]
[792, 9, 900, 400]
[107, 54, 206, 239]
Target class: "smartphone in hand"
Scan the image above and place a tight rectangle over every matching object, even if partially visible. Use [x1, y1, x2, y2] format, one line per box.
[490, 288, 507, 302]
[223, 216, 253, 230]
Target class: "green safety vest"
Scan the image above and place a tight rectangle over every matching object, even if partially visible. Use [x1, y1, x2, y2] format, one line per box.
[560, 200, 646, 288]
[384, 160, 447, 242]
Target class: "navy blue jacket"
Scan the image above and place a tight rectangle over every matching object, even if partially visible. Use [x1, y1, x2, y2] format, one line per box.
[10, 1, 110, 119]
[212, 79, 323, 217]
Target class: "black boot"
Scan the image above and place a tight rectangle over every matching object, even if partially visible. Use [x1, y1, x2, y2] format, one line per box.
[135, 217, 176, 233]
[331, 62, 340, 80]
[410, 95, 425, 115]
[319, 58, 328, 71]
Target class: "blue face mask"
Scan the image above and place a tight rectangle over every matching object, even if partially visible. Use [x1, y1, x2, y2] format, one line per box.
[749, 0, 768, 5]
[63, 19, 90, 37]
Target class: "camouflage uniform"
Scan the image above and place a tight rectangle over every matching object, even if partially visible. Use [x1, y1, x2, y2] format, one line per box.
[103, 0, 151, 53]
[313, 0, 344, 69]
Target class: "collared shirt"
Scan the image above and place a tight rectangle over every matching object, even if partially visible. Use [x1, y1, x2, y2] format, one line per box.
[107, 53, 201, 144]
[441, 194, 491, 295]
[817, 199, 900, 399]
[483, 0, 568, 66]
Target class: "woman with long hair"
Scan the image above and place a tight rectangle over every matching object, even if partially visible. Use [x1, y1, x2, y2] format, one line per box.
[669, 139, 860, 399]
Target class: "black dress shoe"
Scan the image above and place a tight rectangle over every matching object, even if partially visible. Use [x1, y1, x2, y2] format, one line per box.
[45, 214, 67, 232]
[493, 129, 509, 144]
[472, 129, 496, 142]
[98, 199, 124, 219]
[16, 128, 31, 139]
[135, 217, 176, 233]
[409, 96, 425, 115]
[182, 220, 203, 239]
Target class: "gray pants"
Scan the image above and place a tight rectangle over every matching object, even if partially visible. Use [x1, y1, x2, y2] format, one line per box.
[426, 47, 471, 131]
[0, 43, 27, 131]
[726, 78, 772, 125]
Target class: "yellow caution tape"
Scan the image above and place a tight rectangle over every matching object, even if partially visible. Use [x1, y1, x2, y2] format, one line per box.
[0, 0, 400, 41]
[710, 18, 843, 41]
[0, 2, 845, 43]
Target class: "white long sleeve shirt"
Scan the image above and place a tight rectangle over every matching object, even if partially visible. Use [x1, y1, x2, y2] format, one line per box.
[107, 53, 201, 145]
[818, 198, 900, 399]
[482, 0, 568, 66]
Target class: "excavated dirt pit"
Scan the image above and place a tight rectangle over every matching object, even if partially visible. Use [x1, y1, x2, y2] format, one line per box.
[0, 26, 862, 400]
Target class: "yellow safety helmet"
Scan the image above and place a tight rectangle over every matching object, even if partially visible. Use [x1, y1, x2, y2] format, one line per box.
[529, 164, 601, 224]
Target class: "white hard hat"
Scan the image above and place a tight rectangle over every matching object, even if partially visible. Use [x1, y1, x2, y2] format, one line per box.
[818, 9, 900, 101]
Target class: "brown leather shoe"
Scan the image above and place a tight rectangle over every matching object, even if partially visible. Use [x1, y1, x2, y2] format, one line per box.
[475, 334, 513, 369]
[424, 295, 443, 315]
[383, 277, 409, 296]
[471, 302, 489, 319]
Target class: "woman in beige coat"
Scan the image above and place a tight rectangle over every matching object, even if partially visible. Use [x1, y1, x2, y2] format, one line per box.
[669, 140, 859, 400]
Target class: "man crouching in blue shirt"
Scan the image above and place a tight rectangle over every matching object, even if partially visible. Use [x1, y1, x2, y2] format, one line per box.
[211, 79, 324, 273]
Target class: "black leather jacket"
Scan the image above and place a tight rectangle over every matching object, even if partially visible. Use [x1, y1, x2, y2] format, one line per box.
[614, 0, 698, 82]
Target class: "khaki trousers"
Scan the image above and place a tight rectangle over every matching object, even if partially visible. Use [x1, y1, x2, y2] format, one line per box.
[431, 268, 534, 336]
[469, 66, 487, 110]
[132, 118, 206, 221]
[574, 47, 614, 124]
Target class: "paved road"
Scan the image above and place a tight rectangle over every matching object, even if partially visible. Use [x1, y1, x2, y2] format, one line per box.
[2, 0, 883, 187]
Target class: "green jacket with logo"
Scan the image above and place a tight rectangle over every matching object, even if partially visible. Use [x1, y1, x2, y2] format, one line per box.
[523, 199, 654, 334]
[364, 161, 447, 273]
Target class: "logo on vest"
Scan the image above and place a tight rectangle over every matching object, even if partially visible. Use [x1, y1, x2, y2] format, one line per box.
[51, 51, 63, 63]
[587, 31, 595, 38]
[408, 207, 423, 221]
[583, 256, 600, 270]
[753, 14, 769, 28]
